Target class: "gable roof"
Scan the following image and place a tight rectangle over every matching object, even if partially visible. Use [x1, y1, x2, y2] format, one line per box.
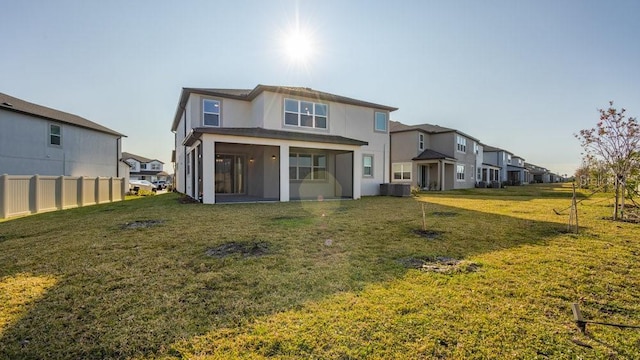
[390, 120, 479, 142]
[172, 85, 398, 131]
[182, 127, 368, 147]
[121, 152, 164, 164]
[483, 145, 513, 154]
[0, 91, 125, 137]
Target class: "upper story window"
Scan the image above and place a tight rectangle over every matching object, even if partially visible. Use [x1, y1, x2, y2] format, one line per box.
[473, 142, 479, 154]
[374, 111, 387, 132]
[203, 99, 221, 127]
[456, 135, 466, 153]
[151, 163, 162, 170]
[507, 154, 512, 164]
[140, 163, 147, 170]
[418, 133, 425, 151]
[49, 124, 61, 146]
[284, 99, 328, 129]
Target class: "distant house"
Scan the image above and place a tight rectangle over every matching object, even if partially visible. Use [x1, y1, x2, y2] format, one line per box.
[389, 121, 480, 190]
[171, 85, 397, 203]
[122, 152, 167, 182]
[0, 91, 126, 177]
[524, 163, 550, 183]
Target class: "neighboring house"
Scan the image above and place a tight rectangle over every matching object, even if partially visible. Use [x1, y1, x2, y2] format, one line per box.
[524, 162, 551, 183]
[171, 85, 397, 204]
[0, 91, 126, 177]
[482, 145, 513, 184]
[389, 121, 480, 190]
[507, 155, 529, 185]
[122, 152, 167, 182]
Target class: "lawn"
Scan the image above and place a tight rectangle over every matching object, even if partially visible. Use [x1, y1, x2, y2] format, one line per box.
[1, 184, 639, 359]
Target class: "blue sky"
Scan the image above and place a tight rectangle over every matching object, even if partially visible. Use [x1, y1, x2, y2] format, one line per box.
[2, 0, 639, 176]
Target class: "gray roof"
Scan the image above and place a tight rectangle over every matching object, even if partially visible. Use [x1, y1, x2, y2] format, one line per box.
[172, 85, 398, 131]
[122, 152, 164, 164]
[412, 148, 456, 161]
[483, 145, 513, 154]
[390, 120, 479, 142]
[182, 127, 368, 147]
[0, 91, 124, 137]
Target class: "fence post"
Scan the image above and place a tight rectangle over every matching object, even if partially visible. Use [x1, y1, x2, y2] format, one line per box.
[0, 174, 8, 219]
[78, 177, 85, 207]
[31, 174, 40, 214]
[58, 175, 65, 210]
[109, 177, 115, 202]
[121, 178, 126, 199]
[95, 177, 100, 204]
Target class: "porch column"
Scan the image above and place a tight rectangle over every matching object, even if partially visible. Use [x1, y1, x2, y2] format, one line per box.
[279, 145, 290, 202]
[353, 148, 362, 199]
[440, 160, 445, 191]
[202, 140, 215, 204]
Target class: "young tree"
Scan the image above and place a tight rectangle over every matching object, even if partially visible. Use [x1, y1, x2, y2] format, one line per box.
[576, 101, 640, 220]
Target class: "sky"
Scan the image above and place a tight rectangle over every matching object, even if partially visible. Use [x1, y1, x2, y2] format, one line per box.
[2, 0, 639, 177]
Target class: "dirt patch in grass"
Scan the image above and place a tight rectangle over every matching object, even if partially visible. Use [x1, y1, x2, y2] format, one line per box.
[413, 229, 444, 239]
[206, 241, 272, 258]
[396, 256, 480, 274]
[121, 220, 165, 229]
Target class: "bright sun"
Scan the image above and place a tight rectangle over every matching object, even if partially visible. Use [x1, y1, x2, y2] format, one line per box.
[282, 28, 314, 63]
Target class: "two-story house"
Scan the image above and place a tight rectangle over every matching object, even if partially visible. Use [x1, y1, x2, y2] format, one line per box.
[389, 121, 480, 190]
[482, 145, 513, 184]
[0, 91, 126, 177]
[508, 155, 529, 185]
[121, 152, 166, 182]
[171, 85, 397, 204]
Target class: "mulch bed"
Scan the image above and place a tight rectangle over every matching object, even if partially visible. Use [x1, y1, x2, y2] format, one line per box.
[413, 229, 444, 239]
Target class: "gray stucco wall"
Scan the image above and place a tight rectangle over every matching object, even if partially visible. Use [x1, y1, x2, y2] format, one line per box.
[1, 110, 120, 177]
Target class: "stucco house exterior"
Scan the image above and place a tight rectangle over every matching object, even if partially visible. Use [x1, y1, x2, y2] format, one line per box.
[389, 121, 480, 190]
[122, 152, 167, 182]
[171, 85, 397, 204]
[0, 91, 126, 177]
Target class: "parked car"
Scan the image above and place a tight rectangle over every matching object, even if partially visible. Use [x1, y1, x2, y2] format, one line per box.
[152, 180, 167, 190]
[129, 180, 156, 193]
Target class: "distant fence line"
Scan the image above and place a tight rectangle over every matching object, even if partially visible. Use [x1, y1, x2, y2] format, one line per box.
[0, 174, 126, 219]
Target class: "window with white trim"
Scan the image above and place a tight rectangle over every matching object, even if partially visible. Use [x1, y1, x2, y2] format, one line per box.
[363, 155, 373, 177]
[418, 133, 425, 151]
[203, 99, 221, 126]
[374, 111, 387, 132]
[456, 135, 466, 153]
[477, 166, 481, 181]
[49, 124, 61, 146]
[456, 165, 465, 180]
[151, 163, 162, 170]
[140, 164, 147, 170]
[507, 154, 512, 164]
[284, 99, 327, 129]
[392, 163, 411, 181]
[473, 142, 479, 154]
[289, 153, 327, 180]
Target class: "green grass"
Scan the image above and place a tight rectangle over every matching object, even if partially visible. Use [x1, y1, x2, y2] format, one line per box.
[0, 184, 639, 359]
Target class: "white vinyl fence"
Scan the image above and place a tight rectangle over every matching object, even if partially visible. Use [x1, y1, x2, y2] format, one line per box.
[0, 174, 126, 219]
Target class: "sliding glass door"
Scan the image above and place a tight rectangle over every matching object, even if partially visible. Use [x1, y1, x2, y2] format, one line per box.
[214, 154, 245, 194]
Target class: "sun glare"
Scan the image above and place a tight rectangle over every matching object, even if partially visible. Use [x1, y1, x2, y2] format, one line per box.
[281, 27, 314, 64]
